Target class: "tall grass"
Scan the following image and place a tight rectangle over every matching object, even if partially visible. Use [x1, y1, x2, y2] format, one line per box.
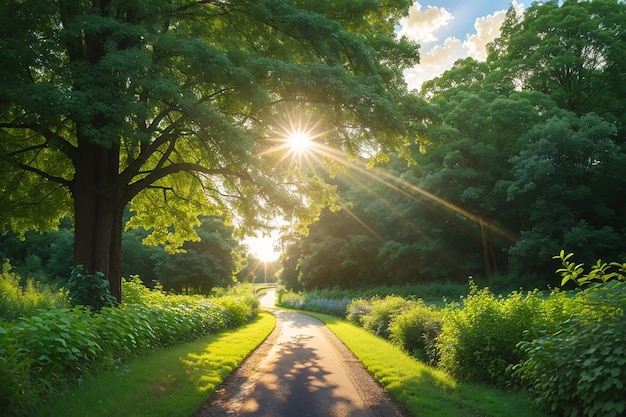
[0, 260, 68, 321]
[277, 281, 468, 316]
[293, 281, 469, 301]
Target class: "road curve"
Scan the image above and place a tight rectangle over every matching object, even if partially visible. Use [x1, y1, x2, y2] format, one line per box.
[195, 291, 407, 417]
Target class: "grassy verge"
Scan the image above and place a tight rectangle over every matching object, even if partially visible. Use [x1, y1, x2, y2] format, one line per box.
[34, 311, 276, 417]
[306, 312, 548, 417]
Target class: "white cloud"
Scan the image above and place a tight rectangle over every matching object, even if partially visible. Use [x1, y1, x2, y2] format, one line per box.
[397, 3, 453, 44]
[403, 37, 465, 91]
[402, 1, 526, 92]
[464, 1, 525, 61]
[463, 11, 507, 61]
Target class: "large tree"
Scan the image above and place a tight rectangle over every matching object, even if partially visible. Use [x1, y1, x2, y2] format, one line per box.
[487, 0, 626, 132]
[0, 0, 422, 303]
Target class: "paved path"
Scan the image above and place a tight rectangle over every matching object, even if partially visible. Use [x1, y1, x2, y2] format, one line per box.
[196, 291, 407, 417]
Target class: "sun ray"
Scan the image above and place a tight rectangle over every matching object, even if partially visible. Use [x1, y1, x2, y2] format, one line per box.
[299, 141, 519, 243]
[258, 110, 517, 244]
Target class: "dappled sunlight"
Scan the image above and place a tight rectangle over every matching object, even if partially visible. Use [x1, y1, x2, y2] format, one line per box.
[180, 350, 237, 393]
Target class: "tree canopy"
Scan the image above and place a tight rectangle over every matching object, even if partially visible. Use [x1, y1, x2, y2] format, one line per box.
[281, 0, 626, 290]
[0, 0, 423, 304]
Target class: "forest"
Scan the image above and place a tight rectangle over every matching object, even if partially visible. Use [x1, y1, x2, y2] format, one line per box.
[2, 0, 625, 296]
[279, 1, 626, 291]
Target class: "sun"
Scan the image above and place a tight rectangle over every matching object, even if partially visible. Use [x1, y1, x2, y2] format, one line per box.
[286, 127, 314, 155]
[258, 110, 326, 163]
[244, 235, 280, 263]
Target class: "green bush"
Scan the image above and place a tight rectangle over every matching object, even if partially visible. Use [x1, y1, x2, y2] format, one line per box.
[345, 298, 371, 325]
[0, 279, 260, 417]
[514, 304, 626, 417]
[512, 253, 626, 417]
[0, 324, 39, 417]
[121, 274, 152, 304]
[388, 300, 442, 364]
[66, 265, 116, 311]
[436, 284, 561, 386]
[359, 295, 411, 339]
[216, 294, 260, 327]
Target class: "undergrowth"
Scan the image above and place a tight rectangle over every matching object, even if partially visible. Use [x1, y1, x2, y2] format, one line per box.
[0, 275, 259, 417]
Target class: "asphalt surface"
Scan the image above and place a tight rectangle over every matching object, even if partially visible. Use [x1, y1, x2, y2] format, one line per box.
[195, 290, 407, 417]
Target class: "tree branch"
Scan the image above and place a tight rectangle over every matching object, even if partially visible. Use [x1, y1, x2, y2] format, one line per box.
[17, 163, 72, 187]
[124, 162, 252, 203]
[1, 121, 77, 160]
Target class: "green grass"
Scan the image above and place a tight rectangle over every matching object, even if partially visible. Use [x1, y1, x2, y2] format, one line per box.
[306, 312, 548, 417]
[34, 312, 276, 417]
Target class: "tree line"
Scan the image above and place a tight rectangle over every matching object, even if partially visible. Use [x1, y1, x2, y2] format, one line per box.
[0, 213, 276, 295]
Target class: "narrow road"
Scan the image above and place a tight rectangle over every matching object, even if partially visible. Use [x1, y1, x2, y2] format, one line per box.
[195, 290, 407, 417]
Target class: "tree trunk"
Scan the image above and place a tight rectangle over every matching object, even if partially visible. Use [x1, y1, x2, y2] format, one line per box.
[479, 213, 495, 278]
[71, 140, 124, 304]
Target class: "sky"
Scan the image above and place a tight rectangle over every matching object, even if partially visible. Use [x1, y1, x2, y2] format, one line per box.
[245, 1, 526, 261]
[399, 1, 524, 91]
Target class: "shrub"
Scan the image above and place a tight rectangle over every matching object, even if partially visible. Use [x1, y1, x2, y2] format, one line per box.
[0, 324, 39, 417]
[512, 253, 626, 417]
[436, 284, 558, 386]
[388, 300, 442, 364]
[359, 295, 411, 339]
[66, 265, 116, 311]
[346, 298, 371, 325]
[0, 279, 260, 417]
[121, 274, 152, 304]
[514, 303, 626, 417]
[216, 294, 260, 327]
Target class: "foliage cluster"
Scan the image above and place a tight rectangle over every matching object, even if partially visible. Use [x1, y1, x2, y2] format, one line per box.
[348, 295, 410, 339]
[0, 260, 68, 321]
[0, 277, 259, 417]
[436, 285, 569, 386]
[388, 301, 442, 365]
[66, 265, 117, 311]
[345, 295, 443, 365]
[340, 254, 626, 417]
[512, 253, 626, 417]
